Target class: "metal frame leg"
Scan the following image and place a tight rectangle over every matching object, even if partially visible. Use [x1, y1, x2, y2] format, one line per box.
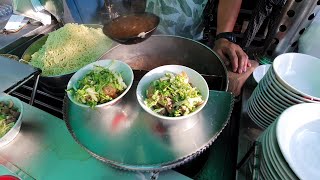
[29, 74, 40, 105]
[252, 141, 261, 180]
[236, 141, 262, 180]
[150, 171, 159, 180]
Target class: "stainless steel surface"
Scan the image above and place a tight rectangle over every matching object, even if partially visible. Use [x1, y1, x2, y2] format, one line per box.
[29, 74, 39, 105]
[102, 12, 160, 44]
[0, 21, 59, 54]
[101, 35, 228, 91]
[0, 56, 39, 93]
[262, 0, 319, 60]
[133, 69, 223, 90]
[0, 94, 190, 180]
[64, 82, 234, 171]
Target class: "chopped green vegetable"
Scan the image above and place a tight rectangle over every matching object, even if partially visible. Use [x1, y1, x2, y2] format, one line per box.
[0, 100, 20, 138]
[68, 65, 127, 108]
[145, 72, 203, 117]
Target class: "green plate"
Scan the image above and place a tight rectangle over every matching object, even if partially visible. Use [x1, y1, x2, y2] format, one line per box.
[262, 128, 282, 179]
[265, 123, 288, 179]
[260, 154, 273, 179]
[256, 84, 286, 113]
[257, 80, 288, 111]
[251, 94, 277, 124]
[269, 122, 299, 179]
[258, 133, 273, 179]
[247, 98, 268, 129]
[248, 95, 273, 127]
[259, 72, 293, 108]
[254, 87, 282, 116]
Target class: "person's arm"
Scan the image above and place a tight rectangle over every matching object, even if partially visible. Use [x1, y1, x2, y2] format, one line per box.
[216, 0, 242, 34]
[213, 0, 251, 74]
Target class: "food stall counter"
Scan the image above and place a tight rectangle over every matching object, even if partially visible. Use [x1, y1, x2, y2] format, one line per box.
[0, 94, 190, 180]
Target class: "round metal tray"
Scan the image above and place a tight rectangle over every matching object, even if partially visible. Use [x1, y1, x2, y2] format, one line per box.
[63, 82, 234, 171]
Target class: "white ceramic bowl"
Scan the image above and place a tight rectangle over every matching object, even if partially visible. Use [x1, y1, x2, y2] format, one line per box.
[253, 64, 271, 83]
[136, 65, 209, 120]
[267, 68, 316, 103]
[0, 95, 23, 148]
[67, 59, 134, 108]
[276, 103, 320, 180]
[273, 53, 320, 100]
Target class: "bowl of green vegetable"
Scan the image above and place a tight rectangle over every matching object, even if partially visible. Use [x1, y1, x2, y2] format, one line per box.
[67, 59, 134, 108]
[136, 65, 209, 120]
[0, 95, 23, 148]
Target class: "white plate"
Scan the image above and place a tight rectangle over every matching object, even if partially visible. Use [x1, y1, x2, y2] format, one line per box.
[277, 103, 320, 180]
[261, 75, 297, 107]
[273, 53, 320, 100]
[258, 73, 294, 108]
[267, 72, 305, 104]
[248, 90, 275, 123]
[269, 121, 299, 179]
[264, 126, 287, 179]
[250, 98, 277, 124]
[268, 68, 319, 103]
[248, 98, 272, 128]
[254, 87, 283, 116]
[261, 130, 282, 180]
[247, 99, 268, 129]
[257, 82, 288, 111]
[258, 135, 273, 179]
[253, 64, 271, 83]
[260, 157, 273, 180]
[266, 123, 293, 179]
[256, 87, 285, 113]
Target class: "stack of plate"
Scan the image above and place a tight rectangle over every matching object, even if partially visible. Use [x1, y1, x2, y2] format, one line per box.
[247, 53, 320, 129]
[256, 103, 320, 180]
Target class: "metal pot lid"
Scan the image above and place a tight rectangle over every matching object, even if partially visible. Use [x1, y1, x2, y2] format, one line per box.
[63, 82, 234, 171]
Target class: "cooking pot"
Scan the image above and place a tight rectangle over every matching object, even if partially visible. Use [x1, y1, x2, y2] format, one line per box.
[100, 35, 228, 91]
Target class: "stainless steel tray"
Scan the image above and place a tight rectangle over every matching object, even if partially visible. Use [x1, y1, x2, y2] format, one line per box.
[0, 56, 40, 93]
[63, 82, 234, 171]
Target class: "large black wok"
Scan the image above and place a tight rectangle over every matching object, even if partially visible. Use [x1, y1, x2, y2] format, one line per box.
[100, 35, 228, 91]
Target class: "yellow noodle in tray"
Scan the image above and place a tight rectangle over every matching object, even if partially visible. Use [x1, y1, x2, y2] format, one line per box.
[29, 23, 113, 76]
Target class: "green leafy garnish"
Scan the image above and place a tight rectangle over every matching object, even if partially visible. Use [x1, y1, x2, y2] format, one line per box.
[0, 100, 20, 137]
[145, 72, 203, 117]
[68, 65, 127, 108]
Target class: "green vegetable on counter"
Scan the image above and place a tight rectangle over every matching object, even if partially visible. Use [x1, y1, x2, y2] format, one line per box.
[0, 100, 20, 137]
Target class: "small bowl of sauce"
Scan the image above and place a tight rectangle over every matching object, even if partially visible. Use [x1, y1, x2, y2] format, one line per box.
[103, 12, 160, 45]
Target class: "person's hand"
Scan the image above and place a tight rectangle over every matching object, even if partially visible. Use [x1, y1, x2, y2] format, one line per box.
[213, 38, 251, 73]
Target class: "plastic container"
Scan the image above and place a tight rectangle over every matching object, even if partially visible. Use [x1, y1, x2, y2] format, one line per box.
[0, 96, 23, 148]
